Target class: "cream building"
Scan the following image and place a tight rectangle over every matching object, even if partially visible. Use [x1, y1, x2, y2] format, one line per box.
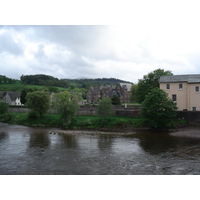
[159, 74, 200, 111]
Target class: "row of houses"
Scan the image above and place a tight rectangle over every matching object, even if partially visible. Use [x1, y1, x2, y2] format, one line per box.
[2, 75, 200, 111]
[0, 83, 133, 106]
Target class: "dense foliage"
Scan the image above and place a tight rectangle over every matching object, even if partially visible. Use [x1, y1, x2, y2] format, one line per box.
[20, 74, 69, 88]
[26, 91, 50, 117]
[130, 84, 138, 102]
[0, 100, 9, 114]
[63, 78, 132, 87]
[111, 95, 121, 105]
[0, 75, 17, 84]
[136, 68, 173, 103]
[97, 98, 114, 117]
[52, 91, 80, 129]
[140, 88, 178, 128]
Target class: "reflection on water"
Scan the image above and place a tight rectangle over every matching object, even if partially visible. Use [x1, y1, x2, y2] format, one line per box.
[0, 122, 200, 175]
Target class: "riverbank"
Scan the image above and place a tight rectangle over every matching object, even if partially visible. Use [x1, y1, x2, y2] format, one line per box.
[169, 127, 200, 138]
[0, 112, 188, 132]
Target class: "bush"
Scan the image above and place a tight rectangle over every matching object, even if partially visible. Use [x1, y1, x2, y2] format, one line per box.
[140, 88, 178, 128]
[26, 91, 50, 117]
[97, 98, 114, 117]
[27, 110, 40, 120]
[0, 100, 9, 114]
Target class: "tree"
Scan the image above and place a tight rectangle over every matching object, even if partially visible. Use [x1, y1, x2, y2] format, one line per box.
[136, 68, 173, 103]
[130, 84, 138, 102]
[20, 89, 28, 105]
[0, 100, 9, 114]
[52, 91, 80, 129]
[111, 95, 121, 105]
[26, 91, 50, 117]
[97, 98, 114, 117]
[48, 86, 59, 93]
[140, 88, 178, 128]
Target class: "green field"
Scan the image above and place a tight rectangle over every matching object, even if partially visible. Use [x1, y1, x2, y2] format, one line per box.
[0, 83, 64, 91]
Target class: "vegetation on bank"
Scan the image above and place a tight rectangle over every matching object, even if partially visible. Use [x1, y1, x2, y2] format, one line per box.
[0, 112, 187, 130]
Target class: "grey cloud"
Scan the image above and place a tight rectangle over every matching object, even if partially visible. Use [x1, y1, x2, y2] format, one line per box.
[0, 32, 24, 55]
[34, 44, 46, 59]
[6, 25, 115, 60]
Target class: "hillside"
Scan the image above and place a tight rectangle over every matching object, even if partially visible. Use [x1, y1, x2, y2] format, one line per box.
[63, 78, 132, 86]
[0, 74, 132, 97]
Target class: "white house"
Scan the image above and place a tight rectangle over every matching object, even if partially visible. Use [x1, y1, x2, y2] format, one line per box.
[0, 91, 22, 105]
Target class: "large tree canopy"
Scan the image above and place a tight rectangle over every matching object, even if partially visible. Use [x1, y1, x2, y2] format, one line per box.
[136, 68, 173, 103]
[97, 98, 114, 117]
[52, 91, 80, 129]
[140, 88, 178, 128]
[26, 90, 50, 117]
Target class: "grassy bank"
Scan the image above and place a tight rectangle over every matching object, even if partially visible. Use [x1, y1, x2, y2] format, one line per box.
[0, 112, 187, 130]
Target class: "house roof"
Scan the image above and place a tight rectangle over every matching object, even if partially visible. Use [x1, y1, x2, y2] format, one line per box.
[0, 91, 21, 101]
[109, 89, 121, 97]
[8, 92, 21, 100]
[159, 74, 200, 83]
[119, 83, 132, 91]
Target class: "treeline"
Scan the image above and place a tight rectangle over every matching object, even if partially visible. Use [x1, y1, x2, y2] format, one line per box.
[64, 78, 131, 87]
[20, 74, 69, 88]
[0, 75, 17, 84]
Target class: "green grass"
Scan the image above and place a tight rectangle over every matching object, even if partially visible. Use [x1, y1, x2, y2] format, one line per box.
[0, 113, 188, 130]
[0, 83, 68, 92]
[0, 113, 61, 127]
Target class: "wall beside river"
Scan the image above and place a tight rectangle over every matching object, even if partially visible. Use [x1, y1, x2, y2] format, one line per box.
[176, 111, 200, 122]
[8, 105, 142, 117]
[8, 106, 200, 121]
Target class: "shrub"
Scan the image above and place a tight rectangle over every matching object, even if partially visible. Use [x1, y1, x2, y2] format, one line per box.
[0, 100, 9, 114]
[97, 98, 114, 117]
[26, 91, 50, 117]
[140, 88, 178, 128]
[27, 110, 40, 120]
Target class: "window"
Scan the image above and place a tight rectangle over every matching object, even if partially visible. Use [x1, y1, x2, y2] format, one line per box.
[195, 86, 199, 93]
[172, 94, 177, 102]
[192, 107, 197, 111]
[166, 84, 170, 90]
[179, 83, 183, 90]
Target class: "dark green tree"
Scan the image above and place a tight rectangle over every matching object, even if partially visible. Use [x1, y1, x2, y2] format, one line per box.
[140, 88, 178, 128]
[130, 84, 138, 102]
[52, 91, 80, 129]
[111, 95, 121, 105]
[0, 100, 9, 114]
[97, 98, 114, 117]
[20, 89, 28, 105]
[48, 86, 59, 93]
[26, 91, 50, 117]
[97, 98, 114, 127]
[136, 68, 173, 103]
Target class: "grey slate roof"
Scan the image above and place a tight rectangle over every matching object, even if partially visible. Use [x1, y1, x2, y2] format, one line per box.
[159, 74, 200, 83]
[119, 83, 132, 91]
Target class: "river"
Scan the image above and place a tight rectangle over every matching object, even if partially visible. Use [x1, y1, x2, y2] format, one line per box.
[1, 122, 200, 175]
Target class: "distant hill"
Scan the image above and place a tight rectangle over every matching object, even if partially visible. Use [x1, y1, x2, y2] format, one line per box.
[0, 74, 132, 94]
[20, 74, 69, 88]
[63, 78, 132, 86]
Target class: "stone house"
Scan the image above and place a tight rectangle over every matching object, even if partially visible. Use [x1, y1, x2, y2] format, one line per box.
[86, 83, 133, 104]
[0, 91, 22, 105]
[159, 74, 200, 111]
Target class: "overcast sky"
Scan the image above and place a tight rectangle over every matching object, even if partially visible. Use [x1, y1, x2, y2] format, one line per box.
[1, 1, 200, 83]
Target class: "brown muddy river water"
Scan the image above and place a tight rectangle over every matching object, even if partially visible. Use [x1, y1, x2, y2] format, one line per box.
[1, 122, 200, 175]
